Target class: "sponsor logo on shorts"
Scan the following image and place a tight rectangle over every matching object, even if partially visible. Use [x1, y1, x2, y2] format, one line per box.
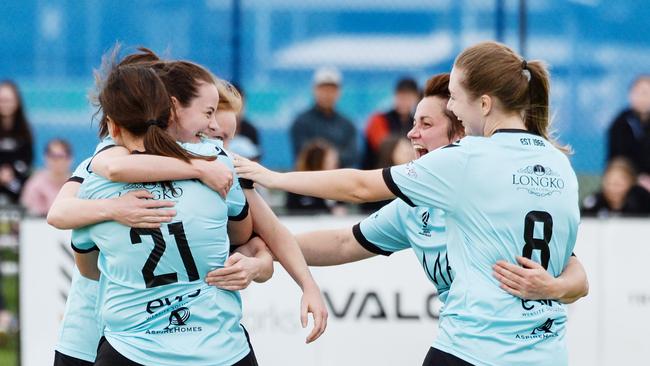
[512, 164, 564, 197]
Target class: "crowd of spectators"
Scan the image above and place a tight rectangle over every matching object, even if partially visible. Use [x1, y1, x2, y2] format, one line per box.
[583, 75, 650, 217]
[2, 73, 650, 219]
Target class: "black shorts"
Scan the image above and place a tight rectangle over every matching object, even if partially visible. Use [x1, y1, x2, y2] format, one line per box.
[94, 335, 259, 366]
[53, 351, 94, 366]
[422, 347, 474, 366]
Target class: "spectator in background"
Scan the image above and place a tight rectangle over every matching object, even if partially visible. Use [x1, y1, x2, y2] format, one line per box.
[607, 75, 650, 192]
[582, 157, 650, 217]
[362, 77, 420, 169]
[20, 139, 72, 216]
[0, 80, 33, 205]
[360, 136, 415, 213]
[286, 139, 344, 215]
[290, 67, 357, 168]
[232, 83, 261, 148]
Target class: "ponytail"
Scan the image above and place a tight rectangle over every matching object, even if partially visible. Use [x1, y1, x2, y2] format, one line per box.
[525, 60, 571, 154]
[455, 41, 571, 154]
[142, 121, 214, 163]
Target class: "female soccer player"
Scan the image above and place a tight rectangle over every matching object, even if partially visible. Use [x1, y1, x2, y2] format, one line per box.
[72, 62, 259, 365]
[235, 42, 582, 366]
[48, 51, 264, 366]
[263, 73, 587, 304]
[49, 50, 326, 365]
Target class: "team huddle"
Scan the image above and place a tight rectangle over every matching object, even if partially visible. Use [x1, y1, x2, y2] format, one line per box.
[49, 42, 588, 366]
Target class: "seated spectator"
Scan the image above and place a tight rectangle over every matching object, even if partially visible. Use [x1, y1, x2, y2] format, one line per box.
[582, 157, 650, 217]
[360, 136, 415, 213]
[363, 77, 420, 169]
[607, 75, 650, 192]
[20, 139, 72, 216]
[290, 67, 358, 168]
[0, 80, 33, 205]
[285, 139, 343, 214]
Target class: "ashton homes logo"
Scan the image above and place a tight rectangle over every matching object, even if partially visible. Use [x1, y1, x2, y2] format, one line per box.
[515, 318, 559, 340]
[144, 289, 204, 335]
[145, 306, 203, 335]
[512, 164, 565, 197]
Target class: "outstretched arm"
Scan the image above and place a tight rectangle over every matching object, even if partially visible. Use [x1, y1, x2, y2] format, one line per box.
[92, 146, 233, 197]
[234, 156, 393, 203]
[47, 181, 176, 230]
[493, 255, 588, 304]
[241, 188, 328, 343]
[296, 228, 376, 266]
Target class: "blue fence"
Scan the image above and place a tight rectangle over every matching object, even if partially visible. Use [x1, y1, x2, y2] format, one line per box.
[1, 0, 648, 174]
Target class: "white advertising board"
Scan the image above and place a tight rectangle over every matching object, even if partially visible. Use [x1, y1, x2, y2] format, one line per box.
[19, 217, 650, 366]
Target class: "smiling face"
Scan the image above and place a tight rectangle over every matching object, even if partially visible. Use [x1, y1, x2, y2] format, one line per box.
[203, 110, 238, 147]
[407, 96, 459, 158]
[447, 67, 485, 136]
[172, 82, 220, 143]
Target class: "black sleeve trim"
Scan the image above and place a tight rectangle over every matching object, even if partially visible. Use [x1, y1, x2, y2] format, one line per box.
[238, 178, 255, 189]
[228, 200, 250, 221]
[381, 167, 416, 207]
[352, 223, 393, 257]
[86, 144, 117, 173]
[67, 176, 84, 184]
[71, 242, 99, 253]
[228, 232, 259, 253]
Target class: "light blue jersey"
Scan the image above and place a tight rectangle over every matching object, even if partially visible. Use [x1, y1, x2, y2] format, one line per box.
[56, 158, 102, 362]
[180, 138, 248, 221]
[354, 199, 453, 303]
[92, 136, 248, 220]
[385, 130, 579, 366]
[71, 146, 250, 365]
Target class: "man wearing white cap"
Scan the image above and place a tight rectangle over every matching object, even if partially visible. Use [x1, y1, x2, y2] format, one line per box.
[290, 66, 358, 168]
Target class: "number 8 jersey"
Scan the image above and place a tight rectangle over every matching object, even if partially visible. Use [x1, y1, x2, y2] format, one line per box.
[384, 130, 580, 366]
[72, 147, 251, 366]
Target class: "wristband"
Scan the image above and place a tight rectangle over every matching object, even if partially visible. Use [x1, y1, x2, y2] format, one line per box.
[238, 178, 255, 189]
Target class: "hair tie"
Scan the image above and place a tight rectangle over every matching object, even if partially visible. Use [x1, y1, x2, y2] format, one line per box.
[522, 60, 528, 70]
[146, 119, 161, 128]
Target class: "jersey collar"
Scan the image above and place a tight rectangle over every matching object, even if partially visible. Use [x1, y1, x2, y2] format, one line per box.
[493, 128, 540, 136]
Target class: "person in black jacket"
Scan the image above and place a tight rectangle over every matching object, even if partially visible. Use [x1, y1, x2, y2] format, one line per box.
[0, 80, 33, 205]
[582, 157, 650, 217]
[285, 139, 343, 214]
[607, 75, 650, 192]
[290, 67, 358, 168]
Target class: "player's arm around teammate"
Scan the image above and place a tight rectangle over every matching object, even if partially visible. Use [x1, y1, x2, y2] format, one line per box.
[234, 71, 588, 305]
[295, 226, 587, 303]
[494, 254, 588, 303]
[207, 187, 329, 343]
[91, 144, 234, 198]
[47, 178, 176, 229]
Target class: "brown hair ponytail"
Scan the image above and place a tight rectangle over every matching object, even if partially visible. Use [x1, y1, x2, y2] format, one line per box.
[455, 41, 570, 153]
[98, 64, 214, 164]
